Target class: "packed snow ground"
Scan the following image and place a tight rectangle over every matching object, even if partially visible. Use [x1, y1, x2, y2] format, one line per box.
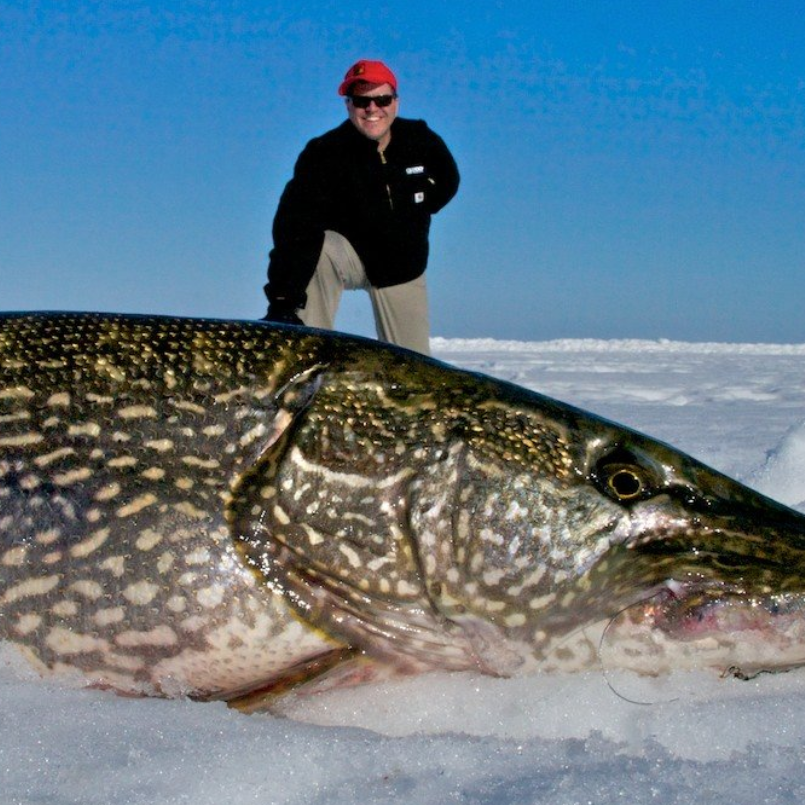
[4, 336, 805, 805]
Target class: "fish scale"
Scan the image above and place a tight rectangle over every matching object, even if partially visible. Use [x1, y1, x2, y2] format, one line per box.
[0, 313, 343, 700]
[3, 311, 805, 708]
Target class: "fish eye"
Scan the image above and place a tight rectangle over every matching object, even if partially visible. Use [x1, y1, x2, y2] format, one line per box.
[593, 448, 655, 502]
[606, 467, 644, 500]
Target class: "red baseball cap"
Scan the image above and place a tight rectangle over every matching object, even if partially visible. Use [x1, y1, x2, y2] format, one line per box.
[338, 59, 398, 96]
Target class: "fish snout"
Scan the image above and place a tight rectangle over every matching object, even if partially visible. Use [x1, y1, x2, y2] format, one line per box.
[604, 494, 805, 676]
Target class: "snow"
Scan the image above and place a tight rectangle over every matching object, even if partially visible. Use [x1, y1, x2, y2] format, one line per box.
[5, 336, 805, 804]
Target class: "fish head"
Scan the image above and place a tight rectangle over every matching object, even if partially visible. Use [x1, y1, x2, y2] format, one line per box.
[410, 381, 805, 679]
[578, 436, 805, 679]
[235, 344, 805, 681]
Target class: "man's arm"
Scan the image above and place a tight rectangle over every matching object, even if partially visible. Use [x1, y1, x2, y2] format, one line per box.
[264, 142, 330, 318]
[422, 127, 460, 214]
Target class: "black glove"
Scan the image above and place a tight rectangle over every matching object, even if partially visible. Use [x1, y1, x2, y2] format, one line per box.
[263, 300, 304, 326]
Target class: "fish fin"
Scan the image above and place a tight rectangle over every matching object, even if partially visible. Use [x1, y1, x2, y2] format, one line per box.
[217, 647, 362, 713]
[226, 362, 327, 536]
[222, 648, 421, 714]
[248, 363, 327, 456]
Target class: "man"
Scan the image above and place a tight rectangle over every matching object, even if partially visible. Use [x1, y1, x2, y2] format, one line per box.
[262, 59, 460, 355]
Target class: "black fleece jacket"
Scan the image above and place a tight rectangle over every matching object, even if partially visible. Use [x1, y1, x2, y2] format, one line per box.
[264, 117, 459, 307]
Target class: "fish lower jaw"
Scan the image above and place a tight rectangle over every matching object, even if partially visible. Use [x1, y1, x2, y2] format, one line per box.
[599, 596, 805, 678]
[601, 627, 805, 679]
[531, 584, 805, 678]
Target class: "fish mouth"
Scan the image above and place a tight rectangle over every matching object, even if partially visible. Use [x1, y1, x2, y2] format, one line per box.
[652, 584, 805, 635]
[601, 582, 805, 678]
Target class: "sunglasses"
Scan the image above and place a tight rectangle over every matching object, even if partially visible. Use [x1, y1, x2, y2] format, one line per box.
[348, 94, 397, 109]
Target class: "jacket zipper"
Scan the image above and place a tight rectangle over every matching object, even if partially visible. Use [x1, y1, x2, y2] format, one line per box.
[379, 150, 393, 210]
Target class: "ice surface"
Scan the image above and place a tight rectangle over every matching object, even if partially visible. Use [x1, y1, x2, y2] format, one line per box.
[751, 421, 805, 509]
[4, 337, 805, 804]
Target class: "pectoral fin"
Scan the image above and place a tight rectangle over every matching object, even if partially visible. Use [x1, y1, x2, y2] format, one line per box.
[216, 647, 360, 713]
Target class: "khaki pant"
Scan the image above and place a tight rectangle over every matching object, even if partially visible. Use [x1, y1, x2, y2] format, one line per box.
[299, 230, 431, 356]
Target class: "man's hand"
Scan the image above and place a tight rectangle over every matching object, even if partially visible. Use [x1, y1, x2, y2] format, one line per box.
[263, 300, 304, 326]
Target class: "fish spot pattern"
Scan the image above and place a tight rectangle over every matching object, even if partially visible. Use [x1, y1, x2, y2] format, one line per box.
[6, 312, 798, 694]
[0, 314, 341, 696]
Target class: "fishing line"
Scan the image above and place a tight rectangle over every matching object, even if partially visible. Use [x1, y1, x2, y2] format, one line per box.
[598, 591, 681, 707]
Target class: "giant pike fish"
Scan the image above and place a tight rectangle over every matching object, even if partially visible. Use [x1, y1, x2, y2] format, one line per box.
[1, 312, 804, 710]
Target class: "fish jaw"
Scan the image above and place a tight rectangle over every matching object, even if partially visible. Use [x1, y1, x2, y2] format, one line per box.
[595, 585, 805, 678]
[522, 473, 805, 677]
[614, 478, 805, 675]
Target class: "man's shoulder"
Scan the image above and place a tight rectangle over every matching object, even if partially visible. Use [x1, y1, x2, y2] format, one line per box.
[292, 122, 361, 171]
[392, 118, 450, 149]
[304, 121, 359, 151]
[392, 117, 431, 136]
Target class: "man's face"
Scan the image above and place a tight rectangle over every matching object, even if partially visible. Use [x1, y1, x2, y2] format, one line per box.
[346, 82, 398, 149]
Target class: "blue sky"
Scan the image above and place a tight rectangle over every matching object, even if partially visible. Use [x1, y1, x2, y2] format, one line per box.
[2, 1, 804, 342]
